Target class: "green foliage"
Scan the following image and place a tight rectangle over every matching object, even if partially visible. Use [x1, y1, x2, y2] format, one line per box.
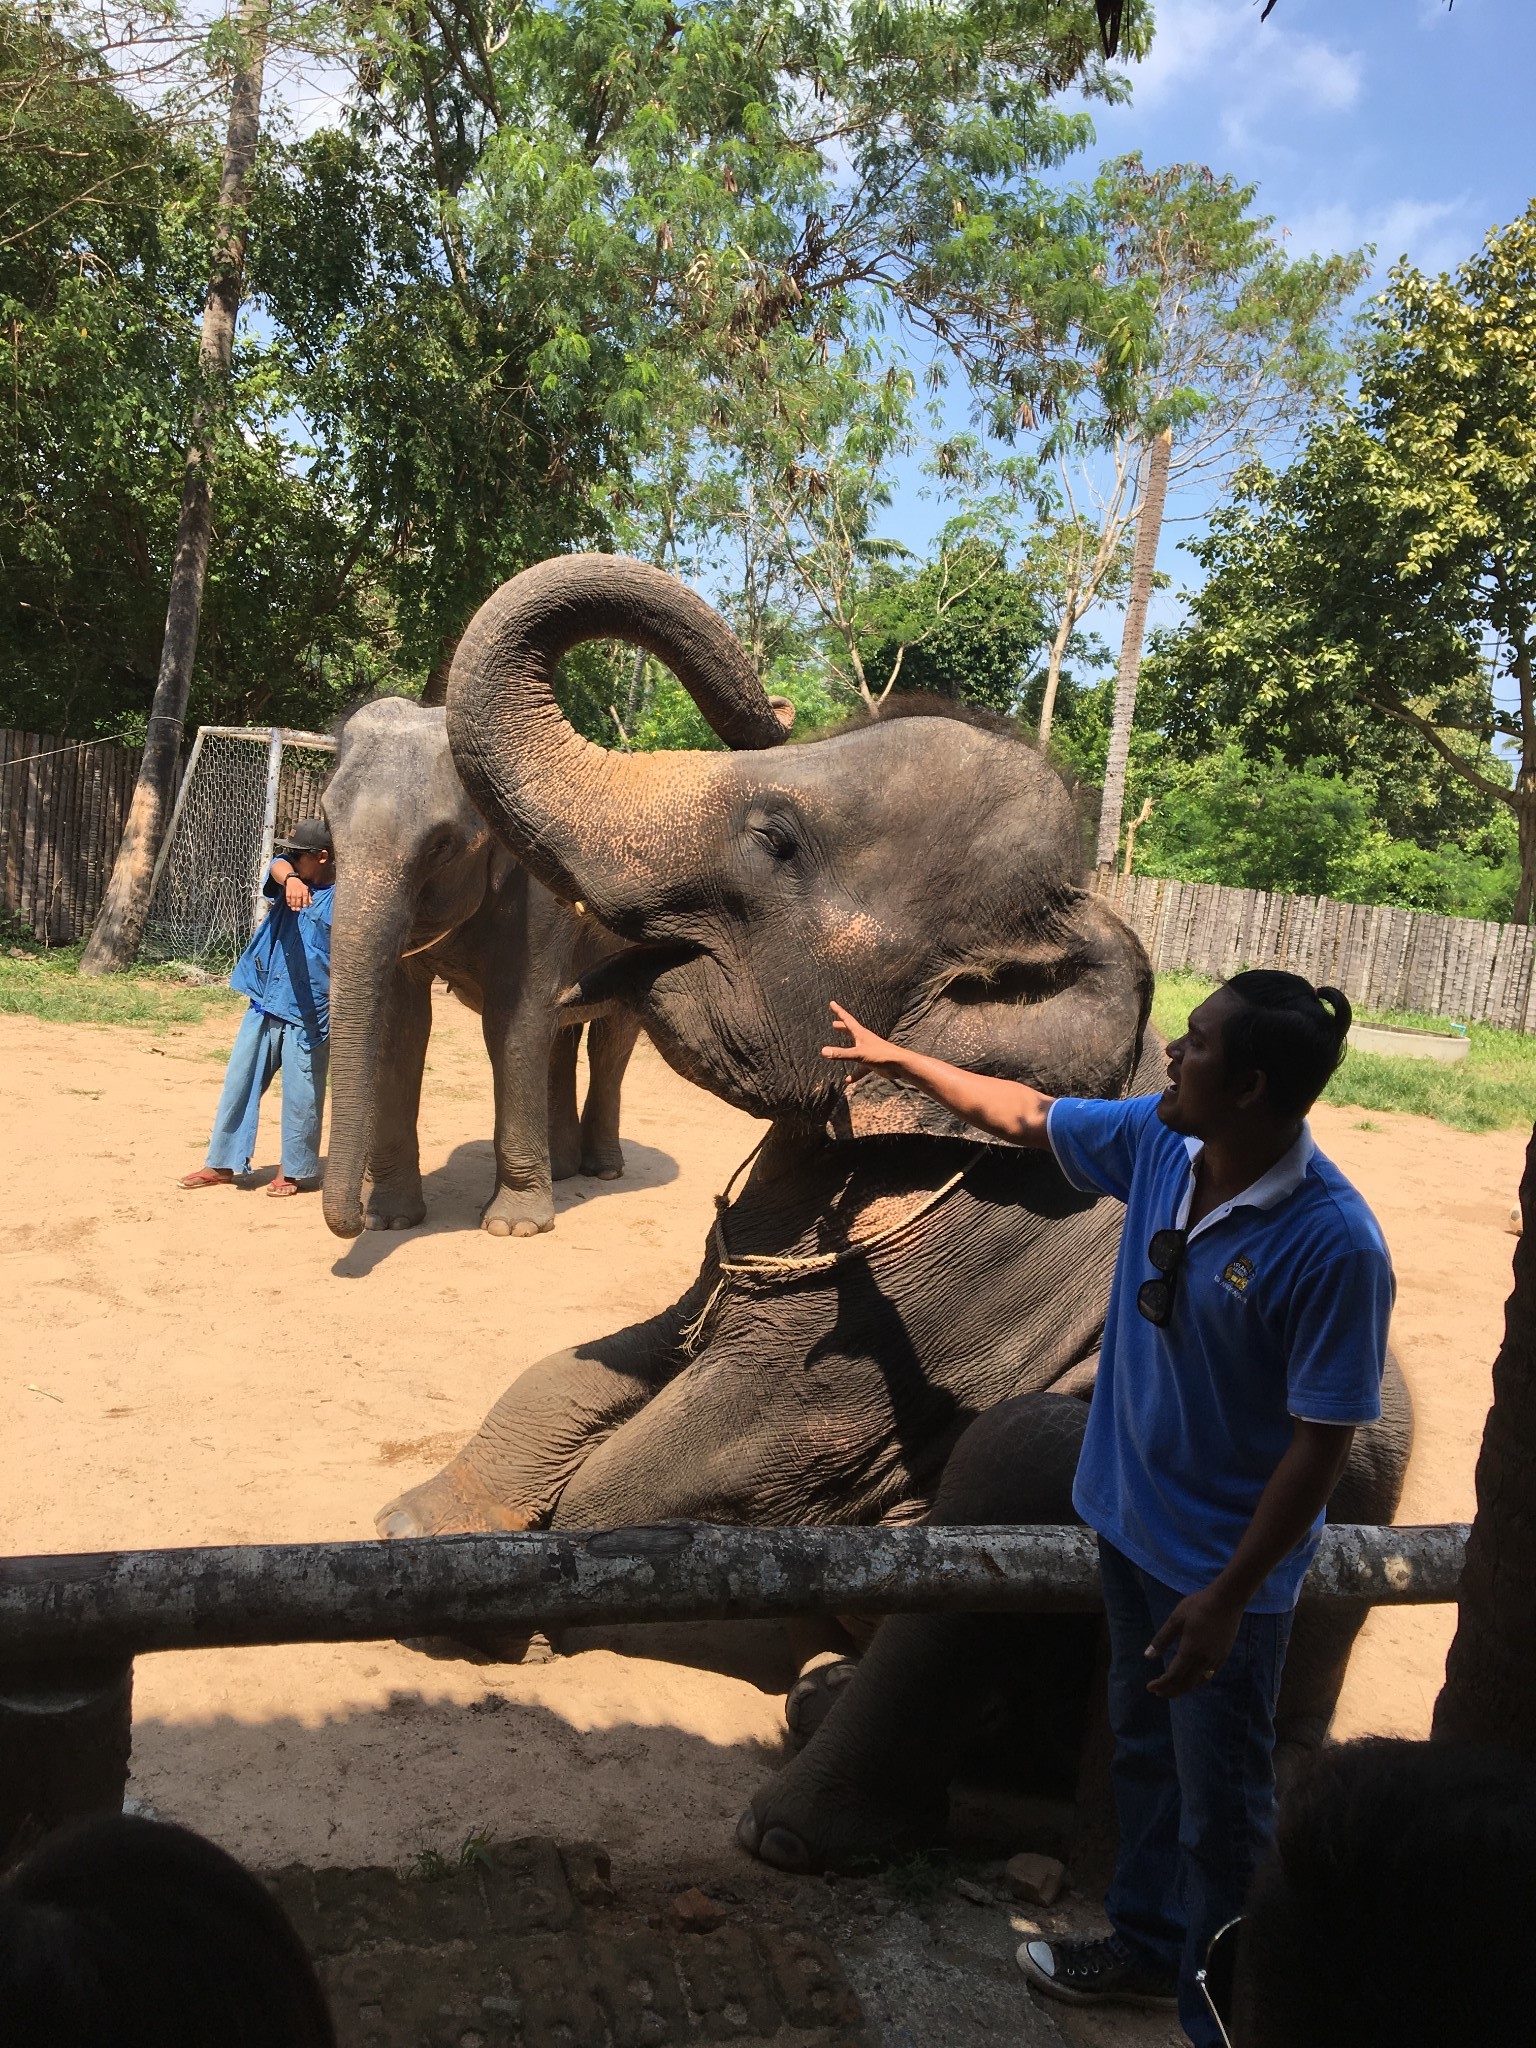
[1089, 155, 1369, 456]
[1151, 972, 1536, 1134]
[1131, 749, 1518, 916]
[0, 7, 411, 738]
[853, 541, 1049, 715]
[1153, 204, 1536, 915]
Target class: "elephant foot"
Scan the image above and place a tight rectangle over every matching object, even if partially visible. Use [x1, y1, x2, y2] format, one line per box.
[785, 1653, 859, 1750]
[737, 1748, 946, 1875]
[375, 1459, 534, 1538]
[364, 1186, 426, 1231]
[480, 1186, 555, 1239]
[579, 1142, 625, 1181]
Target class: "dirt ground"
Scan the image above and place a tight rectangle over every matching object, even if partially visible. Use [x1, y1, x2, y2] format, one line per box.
[1, 989, 1523, 2038]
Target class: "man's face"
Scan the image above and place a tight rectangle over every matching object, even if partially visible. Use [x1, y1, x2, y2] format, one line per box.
[294, 848, 333, 887]
[1157, 989, 1255, 1137]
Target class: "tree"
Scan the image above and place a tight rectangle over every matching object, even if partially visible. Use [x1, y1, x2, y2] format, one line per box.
[1156, 206, 1536, 919]
[1029, 452, 1134, 751]
[0, 7, 404, 743]
[82, 0, 270, 973]
[251, 0, 1151, 692]
[1067, 155, 1366, 870]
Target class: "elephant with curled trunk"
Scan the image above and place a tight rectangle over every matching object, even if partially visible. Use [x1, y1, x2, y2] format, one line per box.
[320, 697, 648, 1240]
[377, 556, 1411, 1864]
[377, 554, 1154, 1536]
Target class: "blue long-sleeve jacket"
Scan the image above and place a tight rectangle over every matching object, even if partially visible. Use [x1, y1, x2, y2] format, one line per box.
[229, 866, 334, 1045]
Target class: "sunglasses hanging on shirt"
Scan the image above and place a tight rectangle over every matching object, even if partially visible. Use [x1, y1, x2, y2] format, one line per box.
[1137, 1226, 1189, 1327]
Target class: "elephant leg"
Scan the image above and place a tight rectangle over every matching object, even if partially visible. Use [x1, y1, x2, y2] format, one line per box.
[364, 966, 432, 1230]
[738, 1394, 1097, 1874]
[579, 1009, 642, 1180]
[376, 1303, 689, 1538]
[548, 1025, 583, 1182]
[481, 995, 562, 1237]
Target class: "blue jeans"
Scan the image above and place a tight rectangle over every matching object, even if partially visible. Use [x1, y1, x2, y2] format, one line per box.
[205, 1006, 328, 1181]
[1099, 1538, 1293, 2048]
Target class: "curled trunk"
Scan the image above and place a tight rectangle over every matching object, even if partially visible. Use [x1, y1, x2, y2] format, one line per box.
[446, 555, 786, 931]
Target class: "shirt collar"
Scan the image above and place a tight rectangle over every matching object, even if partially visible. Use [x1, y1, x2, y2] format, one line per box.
[1175, 1124, 1315, 1242]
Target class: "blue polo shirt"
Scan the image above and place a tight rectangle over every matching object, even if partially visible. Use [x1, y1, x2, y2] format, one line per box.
[1048, 1094, 1393, 1613]
[230, 867, 334, 1045]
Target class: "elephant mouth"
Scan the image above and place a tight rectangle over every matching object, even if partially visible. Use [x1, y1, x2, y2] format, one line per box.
[557, 942, 702, 1015]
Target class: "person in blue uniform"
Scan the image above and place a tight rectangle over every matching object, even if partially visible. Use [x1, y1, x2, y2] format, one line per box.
[178, 819, 335, 1199]
[821, 971, 1392, 2048]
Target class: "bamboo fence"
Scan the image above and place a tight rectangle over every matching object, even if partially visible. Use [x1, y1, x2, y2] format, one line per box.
[1095, 870, 1536, 1030]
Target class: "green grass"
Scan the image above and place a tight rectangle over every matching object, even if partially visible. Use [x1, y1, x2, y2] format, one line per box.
[1152, 971, 1536, 1134]
[0, 929, 243, 1030]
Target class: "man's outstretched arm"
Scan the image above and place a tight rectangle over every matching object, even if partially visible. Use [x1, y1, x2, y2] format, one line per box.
[823, 1001, 1055, 1147]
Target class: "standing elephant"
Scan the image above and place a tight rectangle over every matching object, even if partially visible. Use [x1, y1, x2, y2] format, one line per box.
[319, 697, 646, 1240]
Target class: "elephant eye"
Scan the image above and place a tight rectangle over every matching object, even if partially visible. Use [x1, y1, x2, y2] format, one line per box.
[752, 818, 798, 861]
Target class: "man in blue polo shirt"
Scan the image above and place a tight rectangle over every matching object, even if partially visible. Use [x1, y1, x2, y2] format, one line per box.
[178, 819, 336, 1199]
[822, 971, 1392, 2048]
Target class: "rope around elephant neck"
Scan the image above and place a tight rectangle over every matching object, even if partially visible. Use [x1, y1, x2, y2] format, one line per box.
[676, 1136, 984, 1358]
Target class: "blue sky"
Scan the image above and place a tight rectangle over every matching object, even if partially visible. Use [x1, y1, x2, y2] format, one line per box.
[888, 0, 1536, 642]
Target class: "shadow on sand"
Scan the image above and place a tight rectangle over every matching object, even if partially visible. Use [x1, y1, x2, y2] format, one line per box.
[327, 1137, 679, 1277]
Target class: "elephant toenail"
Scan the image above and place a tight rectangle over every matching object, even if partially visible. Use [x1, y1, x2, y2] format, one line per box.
[484, 1217, 511, 1237]
[376, 1511, 418, 1539]
[757, 1826, 812, 1873]
[735, 1807, 761, 1855]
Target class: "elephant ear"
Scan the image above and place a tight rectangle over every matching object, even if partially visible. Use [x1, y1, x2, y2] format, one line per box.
[829, 892, 1153, 1143]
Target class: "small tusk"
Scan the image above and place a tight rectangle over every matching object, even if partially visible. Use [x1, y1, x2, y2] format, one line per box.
[573, 900, 586, 916]
[399, 929, 452, 960]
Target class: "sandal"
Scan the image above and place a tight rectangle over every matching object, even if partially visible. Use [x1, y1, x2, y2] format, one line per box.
[178, 1168, 236, 1190]
[267, 1176, 301, 1198]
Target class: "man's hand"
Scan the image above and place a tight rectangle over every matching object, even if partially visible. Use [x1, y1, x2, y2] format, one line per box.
[1144, 1584, 1246, 1698]
[284, 875, 313, 911]
[822, 1002, 908, 1080]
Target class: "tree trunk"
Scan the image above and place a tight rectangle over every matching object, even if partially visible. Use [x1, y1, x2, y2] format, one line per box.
[1094, 427, 1171, 874]
[1433, 1119, 1536, 1758]
[1513, 789, 1536, 928]
[1036, 599, 1078, 754]
[79, 1, 269, 975]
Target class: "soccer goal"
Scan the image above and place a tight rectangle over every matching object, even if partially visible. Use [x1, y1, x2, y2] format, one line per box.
[139, 726, 337, 967]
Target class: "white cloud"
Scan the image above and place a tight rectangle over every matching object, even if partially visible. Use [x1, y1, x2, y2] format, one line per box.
[1283, 195, 1478, 276]
[1126, 0, 1363, 135]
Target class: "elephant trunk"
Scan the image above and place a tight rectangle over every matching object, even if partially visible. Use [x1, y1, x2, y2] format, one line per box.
[322, 864, 416, 1239]
[446, 555, 785, 933]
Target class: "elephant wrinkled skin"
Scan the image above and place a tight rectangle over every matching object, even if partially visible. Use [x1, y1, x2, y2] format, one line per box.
[377, 555, 1154, 1536]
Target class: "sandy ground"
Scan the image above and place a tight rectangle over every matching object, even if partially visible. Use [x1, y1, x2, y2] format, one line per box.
[1, 990, 1522, 1913]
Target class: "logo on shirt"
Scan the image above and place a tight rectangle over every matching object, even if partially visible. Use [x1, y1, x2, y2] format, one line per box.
[1220, 1254, 1256, 1297]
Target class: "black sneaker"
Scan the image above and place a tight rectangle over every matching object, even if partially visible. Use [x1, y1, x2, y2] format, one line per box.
[1016, 1933, 1178, 2010]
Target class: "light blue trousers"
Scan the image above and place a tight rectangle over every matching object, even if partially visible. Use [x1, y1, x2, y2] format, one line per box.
[205, 1006, 328, 1181]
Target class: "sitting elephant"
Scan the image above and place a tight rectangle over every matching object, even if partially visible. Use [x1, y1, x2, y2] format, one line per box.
[319, 697, 646, 1239]
[737, 1373, 1412, 1873]
[377, 553, 1158, 1533]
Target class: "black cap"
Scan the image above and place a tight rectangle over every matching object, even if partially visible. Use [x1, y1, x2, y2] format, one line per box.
[275, 817, 332, 856]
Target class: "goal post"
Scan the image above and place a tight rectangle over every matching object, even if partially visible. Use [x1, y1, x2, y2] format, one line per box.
[140, 726, 337, 968]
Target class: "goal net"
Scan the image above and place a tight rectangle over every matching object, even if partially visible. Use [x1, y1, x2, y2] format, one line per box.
[139, 726, 337, 968]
